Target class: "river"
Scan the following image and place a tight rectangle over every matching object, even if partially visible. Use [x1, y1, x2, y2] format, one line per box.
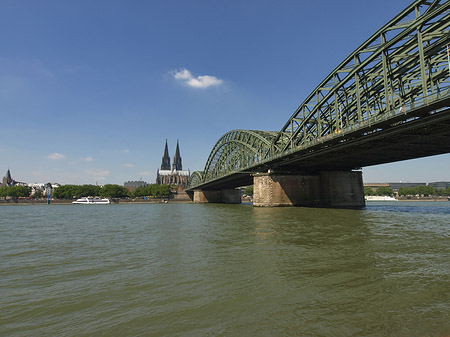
[1, 202, 449, 336]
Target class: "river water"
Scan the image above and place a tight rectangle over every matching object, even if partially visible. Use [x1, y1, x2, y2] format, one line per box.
[1, 202, 449, 336]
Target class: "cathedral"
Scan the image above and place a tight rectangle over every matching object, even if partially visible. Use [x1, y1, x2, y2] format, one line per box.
[1, 169, 25, 187]
[156, 140, 190, 187]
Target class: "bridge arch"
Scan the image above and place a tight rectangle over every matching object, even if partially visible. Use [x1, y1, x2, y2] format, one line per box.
[189, 171, 204, 188]
[199, 130, 278, 184]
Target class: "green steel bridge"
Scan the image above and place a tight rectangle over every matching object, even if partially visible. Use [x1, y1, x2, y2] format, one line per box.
[187, 0, 450, 192]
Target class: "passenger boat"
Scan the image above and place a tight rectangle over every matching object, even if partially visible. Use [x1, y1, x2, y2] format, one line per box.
[365, 195, 398, 201]
[72, 197, 110, 205]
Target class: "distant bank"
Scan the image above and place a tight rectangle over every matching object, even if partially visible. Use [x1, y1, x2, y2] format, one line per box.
[0, 197, 193, 205]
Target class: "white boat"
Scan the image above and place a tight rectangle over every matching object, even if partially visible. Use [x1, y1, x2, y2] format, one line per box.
[365, 195, 398, 201]
[72, 197, 110, 205]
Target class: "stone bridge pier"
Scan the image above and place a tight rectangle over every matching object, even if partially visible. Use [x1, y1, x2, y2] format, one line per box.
[192, 189, 241, 204]
[190, 170, 364, 208]
[253, 171, 365, 208]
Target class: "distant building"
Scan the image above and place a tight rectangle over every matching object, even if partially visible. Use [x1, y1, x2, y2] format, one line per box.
[1, 169, 26, 187]
[428, 181, 450, 190]
[124, 180, 148, 193]
[156, 140, 190, 187]
[364, 182, 426, 192]
[386, 182, 426, 191]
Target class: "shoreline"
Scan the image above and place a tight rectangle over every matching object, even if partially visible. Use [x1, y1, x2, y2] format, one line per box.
[1, 197, 448, 205]
[0, 198, 193, 205]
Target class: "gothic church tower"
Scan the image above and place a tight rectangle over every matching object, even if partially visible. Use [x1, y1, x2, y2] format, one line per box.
[161, 139, 171, 170]
[172, 140, 182, 171]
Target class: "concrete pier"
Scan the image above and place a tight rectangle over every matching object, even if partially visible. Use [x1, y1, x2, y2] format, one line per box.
[193, 189, 241, 204]
[253, 171, 365, 208]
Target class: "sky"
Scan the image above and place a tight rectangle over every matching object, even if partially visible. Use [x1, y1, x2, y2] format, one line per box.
[1, 0, 449, 185]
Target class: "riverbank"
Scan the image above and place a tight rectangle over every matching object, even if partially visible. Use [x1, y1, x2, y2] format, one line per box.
[0, 197, 193, 205]
[397, 196, 449, 201]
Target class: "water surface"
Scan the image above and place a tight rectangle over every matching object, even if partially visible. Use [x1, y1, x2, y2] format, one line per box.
[1, 202, 449, 336]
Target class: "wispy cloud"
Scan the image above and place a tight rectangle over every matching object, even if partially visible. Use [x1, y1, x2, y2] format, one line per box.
[85, 169, 110, 181]
[80, 156, 93, 162]
[122, 163, 134, 168]
[47, 153, 66, 160]
[139, 171, 153, 177]
[171, 68, 223, 89]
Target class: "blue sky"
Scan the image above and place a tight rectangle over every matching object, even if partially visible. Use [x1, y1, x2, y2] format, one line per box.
[1, 0, 449, 185]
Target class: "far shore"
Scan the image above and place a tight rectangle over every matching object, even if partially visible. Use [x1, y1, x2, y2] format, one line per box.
[0, 197, 193, 205]
[1, 196, 448, 205]
[397, 196, 449, 202]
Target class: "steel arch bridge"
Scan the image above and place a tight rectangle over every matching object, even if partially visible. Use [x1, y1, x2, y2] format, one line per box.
[188, 0, 450, 191]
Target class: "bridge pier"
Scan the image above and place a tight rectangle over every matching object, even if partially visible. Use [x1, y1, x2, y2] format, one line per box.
[253, 171, 365, 208]
[193, 189, 241, 204]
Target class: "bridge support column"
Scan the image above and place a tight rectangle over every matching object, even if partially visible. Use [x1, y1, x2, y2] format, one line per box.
[193, 189, 241, 204]
[253, 171, 365, 208]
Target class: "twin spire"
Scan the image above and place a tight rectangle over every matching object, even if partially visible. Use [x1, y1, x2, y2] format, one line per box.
[160, 139, 182, 171]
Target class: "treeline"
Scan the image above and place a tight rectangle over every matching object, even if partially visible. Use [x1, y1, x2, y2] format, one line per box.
[365, 185, 450, 197]
[398, 186, 450, 196]
[133, 184, 171, 198]
[52, 184, 172, 199]
[0, 186, 31, 198]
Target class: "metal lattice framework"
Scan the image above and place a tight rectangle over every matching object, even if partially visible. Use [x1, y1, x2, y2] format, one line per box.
[201, 130, 279, 182]
[188, 0, 450, 190]
[273, 0, 450, 152]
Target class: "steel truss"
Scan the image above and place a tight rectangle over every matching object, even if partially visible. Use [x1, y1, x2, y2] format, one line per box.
[188, 0, 450, 189]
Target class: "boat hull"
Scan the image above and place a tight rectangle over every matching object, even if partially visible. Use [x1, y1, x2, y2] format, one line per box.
[72, 197, 110, 205]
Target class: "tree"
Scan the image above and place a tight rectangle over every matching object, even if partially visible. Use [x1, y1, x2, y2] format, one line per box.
[375, 186, 394, 196]
[133, 184, 171, 198]
[32, 189, 44, 198]
[101, 184, 129, 198]
[53, 184, 102, 199]
[244, 186, 254, 196]
[0, 186, 30, 198]
[443, 187, 450, 196]
[398, 187, 415, 196]
[364, 186, 375, 196]
[0, 187, 7, 198]
[416, 185, 435, 196]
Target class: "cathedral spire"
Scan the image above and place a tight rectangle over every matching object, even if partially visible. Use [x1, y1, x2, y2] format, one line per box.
[172, 139, 182, 171]
[160, 139, 171, 170]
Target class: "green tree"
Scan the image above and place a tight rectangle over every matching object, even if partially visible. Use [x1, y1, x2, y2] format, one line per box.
[0, 186, 31, 198]
[398, 187, 415, 196]
[32, 189, 44, 198]
[364, 186, 375, 196]
[443, 187, 450, 196]
[375, 186, 394, 196]
[133, 184, 171, 198]
[101, 184, 129, 198]
[0, 186, 7, 198]
[53, 184, 103, 199]
[416, 185, 435, 196]
[244, 186, 254, 196]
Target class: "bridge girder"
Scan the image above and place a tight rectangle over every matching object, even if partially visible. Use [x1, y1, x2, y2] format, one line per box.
[188, 0, 450, 191]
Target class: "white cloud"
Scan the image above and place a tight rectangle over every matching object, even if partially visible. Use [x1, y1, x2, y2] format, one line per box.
[122, 163, 134, 168]
[122, 149, 129, 153]
[81, 156, 93, 162]
[139, 171, 153, 177]
[171, 68, 223, 89]
[85, 169, 110, 177]
[47, 153, 66, 160]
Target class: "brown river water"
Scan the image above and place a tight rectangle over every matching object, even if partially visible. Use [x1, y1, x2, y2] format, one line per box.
[1, 202, 449, 336]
